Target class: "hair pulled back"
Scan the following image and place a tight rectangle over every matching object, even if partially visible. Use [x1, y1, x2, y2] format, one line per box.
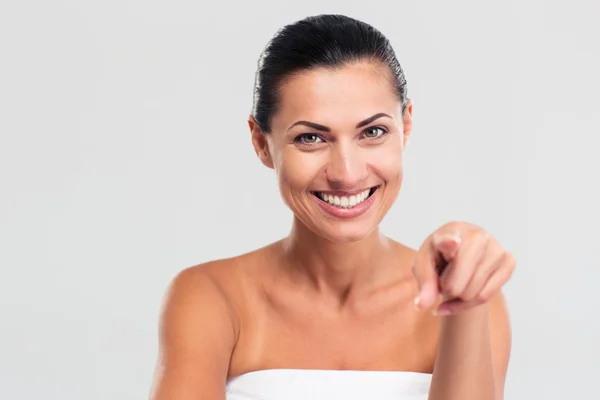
[251, 14, 408, 133]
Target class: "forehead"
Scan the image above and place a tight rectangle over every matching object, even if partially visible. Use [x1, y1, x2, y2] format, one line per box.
[272, 62, 402, 130]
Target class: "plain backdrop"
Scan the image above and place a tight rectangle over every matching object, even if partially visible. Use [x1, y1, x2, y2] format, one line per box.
[1, 0, 599, 399]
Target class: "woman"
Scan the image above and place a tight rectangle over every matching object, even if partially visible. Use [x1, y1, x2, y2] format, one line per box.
[150, 14, 515, 400]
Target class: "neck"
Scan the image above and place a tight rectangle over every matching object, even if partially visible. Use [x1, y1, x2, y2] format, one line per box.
[280, 216, 393, 304]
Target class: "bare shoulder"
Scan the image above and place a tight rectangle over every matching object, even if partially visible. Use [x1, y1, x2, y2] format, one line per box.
[149, 262, 235, 399]
[150, 245, 275, 399]
[158, 244, 273, 342]
[171, 239, 276, 301]
[162, 260, 241, 333]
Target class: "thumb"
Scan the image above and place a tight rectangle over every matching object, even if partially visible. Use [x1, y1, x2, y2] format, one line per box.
[412, 250, 440, 310]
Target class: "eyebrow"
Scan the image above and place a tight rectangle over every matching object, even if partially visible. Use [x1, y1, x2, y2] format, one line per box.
[288, 112, 392, 132]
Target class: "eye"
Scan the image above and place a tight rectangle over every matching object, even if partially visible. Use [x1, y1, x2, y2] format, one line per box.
[295, 134, 324, 145]
[362, 126, 387, 139]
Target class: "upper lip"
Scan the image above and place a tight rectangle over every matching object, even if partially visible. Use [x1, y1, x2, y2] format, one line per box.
[311, 186, 379, 196]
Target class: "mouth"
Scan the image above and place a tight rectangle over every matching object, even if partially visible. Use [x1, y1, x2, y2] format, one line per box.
[310, 186, 379, 209]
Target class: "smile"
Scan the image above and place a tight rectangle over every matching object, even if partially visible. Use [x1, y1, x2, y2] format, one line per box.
[310, 186, 379, 219]
[312, 186, 378, 209]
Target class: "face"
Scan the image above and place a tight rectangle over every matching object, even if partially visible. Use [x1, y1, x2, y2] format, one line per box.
[249, 61, 413, 243]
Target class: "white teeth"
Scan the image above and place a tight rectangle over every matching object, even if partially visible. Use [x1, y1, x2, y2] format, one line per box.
[317, 188, 373, 208]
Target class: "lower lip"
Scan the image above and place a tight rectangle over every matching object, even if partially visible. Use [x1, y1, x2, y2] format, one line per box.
[312, 187, 379, 219]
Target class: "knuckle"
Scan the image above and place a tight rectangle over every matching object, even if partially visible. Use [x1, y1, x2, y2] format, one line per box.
[506, 265, 516, 281]
[461, 290, 477, 302]
[477, 290, 493, 303]
[474, 230, 490, 243]
[445, 283, 462, 298]
[504, 251, 517, 268]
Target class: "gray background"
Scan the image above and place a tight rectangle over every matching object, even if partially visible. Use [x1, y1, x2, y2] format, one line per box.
[1, 0, 599, 399]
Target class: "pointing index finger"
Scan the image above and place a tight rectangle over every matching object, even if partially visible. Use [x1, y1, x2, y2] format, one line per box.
[431, 230, 462, 272]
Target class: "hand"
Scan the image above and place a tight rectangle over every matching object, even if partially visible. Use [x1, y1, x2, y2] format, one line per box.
[412, 221, 516, 316]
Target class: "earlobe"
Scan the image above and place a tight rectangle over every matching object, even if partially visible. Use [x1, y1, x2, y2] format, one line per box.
[261, 149, 275, 169]
[255, 138, 274, 169]
[248, 115, 275, 169]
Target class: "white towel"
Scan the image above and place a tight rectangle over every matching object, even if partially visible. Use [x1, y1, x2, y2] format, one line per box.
[226, 369, 432, 400]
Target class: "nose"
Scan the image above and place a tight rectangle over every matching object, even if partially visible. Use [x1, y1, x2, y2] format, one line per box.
[325, 142, 368, 189]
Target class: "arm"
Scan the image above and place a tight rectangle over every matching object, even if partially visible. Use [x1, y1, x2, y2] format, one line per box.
[411, 222, 515, 399]
[428, 292, 512, 400]
[149, 266, 238, 400]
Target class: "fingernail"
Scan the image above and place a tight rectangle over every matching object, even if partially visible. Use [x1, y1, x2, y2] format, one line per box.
[413, 296, 421, 310]
[438, 232, 460, 244]
[448, 231, 462, 243]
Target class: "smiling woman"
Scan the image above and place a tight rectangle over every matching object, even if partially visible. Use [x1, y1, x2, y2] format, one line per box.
[150, 14, 514, 400]
[251, 59, 409, 242]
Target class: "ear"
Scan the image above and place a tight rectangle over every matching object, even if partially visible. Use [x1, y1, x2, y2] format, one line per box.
[402, 98, 413, 149]
[248, 115, 274, 169]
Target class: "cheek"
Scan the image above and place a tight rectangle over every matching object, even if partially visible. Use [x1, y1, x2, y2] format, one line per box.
[275, 149, 323, 191]
[369, 140, 404, 182]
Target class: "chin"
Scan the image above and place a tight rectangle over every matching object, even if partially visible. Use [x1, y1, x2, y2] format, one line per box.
[326, 232, 374, 244]
[313, 219, 380, 243]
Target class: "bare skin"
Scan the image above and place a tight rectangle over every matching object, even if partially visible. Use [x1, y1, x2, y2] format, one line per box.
[151, 232, 440, 399]
[150, 61, 513, 400]
[228, 235, 438, 377]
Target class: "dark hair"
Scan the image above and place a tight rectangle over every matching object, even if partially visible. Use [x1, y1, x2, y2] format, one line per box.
[251, 14, 408, 133]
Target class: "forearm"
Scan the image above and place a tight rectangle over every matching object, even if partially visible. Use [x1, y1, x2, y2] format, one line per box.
[428, 304, 496, 400]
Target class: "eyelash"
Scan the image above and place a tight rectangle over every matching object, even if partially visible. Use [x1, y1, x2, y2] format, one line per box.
[294, 126, 389, 146]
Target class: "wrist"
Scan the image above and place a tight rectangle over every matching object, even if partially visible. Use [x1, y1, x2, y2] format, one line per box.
[438, 302, 490, 325]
